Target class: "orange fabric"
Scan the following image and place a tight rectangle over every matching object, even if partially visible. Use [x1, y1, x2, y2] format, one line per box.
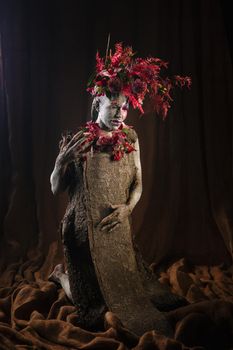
[0, 259, 233, 349]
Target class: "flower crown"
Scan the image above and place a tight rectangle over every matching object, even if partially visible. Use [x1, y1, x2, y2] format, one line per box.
[87, 42, 191, 119]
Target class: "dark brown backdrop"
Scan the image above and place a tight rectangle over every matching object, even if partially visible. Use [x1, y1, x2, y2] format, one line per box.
[0, 0, 233, 285]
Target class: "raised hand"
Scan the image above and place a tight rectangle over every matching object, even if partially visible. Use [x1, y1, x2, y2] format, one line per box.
[51, 131, 94, 195]
[56, 131, 93, 166]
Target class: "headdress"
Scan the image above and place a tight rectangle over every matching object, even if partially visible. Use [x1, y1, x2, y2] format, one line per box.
[87, 42, 191, 119]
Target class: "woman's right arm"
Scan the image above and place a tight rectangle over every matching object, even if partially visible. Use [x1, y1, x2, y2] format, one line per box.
[50, 132, 80, 195]
[50, 130, 92, 195]
[50, 153, 71, 195]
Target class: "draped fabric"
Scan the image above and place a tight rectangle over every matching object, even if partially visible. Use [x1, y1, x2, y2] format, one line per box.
[0, 259, 233, 349]
[0, 0, 233, 348]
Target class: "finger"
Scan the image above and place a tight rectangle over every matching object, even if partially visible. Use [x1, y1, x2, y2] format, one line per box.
[78, 142, 93, 154]
[59, 136, 68, 150]
[68, 130, 85, 145]
[59, 135, 91, 163]
[99, 213, 116, 228]
[110, 204, 121, 209]
[69, 136, 87, 151]
[101, 221, 119, 232]
[109, 223, 120, 232]
[65, 138, 88, 158]
[62, 132, 83, 152]
[65, 133, 87, 152]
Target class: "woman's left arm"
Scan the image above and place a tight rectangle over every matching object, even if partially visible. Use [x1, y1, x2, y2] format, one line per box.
[126, 138, 142, 213]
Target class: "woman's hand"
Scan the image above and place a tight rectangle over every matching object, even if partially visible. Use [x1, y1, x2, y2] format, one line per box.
[56, 131, 91, 166]
[50, 131, 92, 195]
[98, 204, 131, 232]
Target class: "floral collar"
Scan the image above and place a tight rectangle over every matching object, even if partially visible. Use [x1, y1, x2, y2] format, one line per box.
[79, 122, 135, 161]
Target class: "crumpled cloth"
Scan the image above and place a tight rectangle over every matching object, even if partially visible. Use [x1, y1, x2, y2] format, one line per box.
[0, 258, 233, 350]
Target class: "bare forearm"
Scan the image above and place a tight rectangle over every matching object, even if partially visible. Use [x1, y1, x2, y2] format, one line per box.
[127, 139, 142, 213]
[50, 155, 69, 195]
[127, 177, 142, 213]
[50, 131, 87, 195]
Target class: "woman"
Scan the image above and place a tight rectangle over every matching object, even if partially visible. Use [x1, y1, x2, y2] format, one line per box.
[49, 92, 143, 330]
[49, 43, 191, 334]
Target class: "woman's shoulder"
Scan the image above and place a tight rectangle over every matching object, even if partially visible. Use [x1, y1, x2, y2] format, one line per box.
[122, 124, 138, 143]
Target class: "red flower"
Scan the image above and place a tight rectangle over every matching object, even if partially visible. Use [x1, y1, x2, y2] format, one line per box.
[87, 43, 192, 118]
[96, 52, 104, 72]
[79, 122, 136, 160]
[96, 136, 109, 146]
[86, 87, 94, 94]
[174, 75, 192, 89]
[132, 79, 147, 94]
[146, 57, 168, 69]
[124, 142, 135, 153]
[121, 46, 133, 65]
[111, 42, 123, 67]
[123, 86, 144, 114]
[113, 150, 124, 161]
[86, 121, 100, 135]
[154, 95, 170, 119]
[108, 77, 122, 94]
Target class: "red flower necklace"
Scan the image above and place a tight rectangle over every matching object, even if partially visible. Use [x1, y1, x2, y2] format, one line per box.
[78, 122, 135, 161]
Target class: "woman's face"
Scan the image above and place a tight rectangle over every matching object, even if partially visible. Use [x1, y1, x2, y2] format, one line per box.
[97, 94, 129, 131]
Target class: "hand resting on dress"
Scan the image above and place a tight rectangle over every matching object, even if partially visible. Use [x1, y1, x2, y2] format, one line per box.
[98, 204, 131, 232]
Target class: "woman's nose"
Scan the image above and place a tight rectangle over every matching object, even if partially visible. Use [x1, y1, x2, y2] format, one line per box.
[115, 108, 122, 118]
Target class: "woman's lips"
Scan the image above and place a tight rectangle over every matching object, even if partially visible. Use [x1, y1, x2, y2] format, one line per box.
[111, 119, 121, 126]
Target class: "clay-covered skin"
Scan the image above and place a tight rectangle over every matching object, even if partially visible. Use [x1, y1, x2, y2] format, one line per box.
[50, 94, 142, 330]
[95, 94, 128, 130]
[50, 94, 142, 231]
[50, 94, 186, 334]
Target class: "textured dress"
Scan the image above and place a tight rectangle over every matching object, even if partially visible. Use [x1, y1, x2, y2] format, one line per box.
[60, 125, 138, 329]
[59, 125, 174, 335]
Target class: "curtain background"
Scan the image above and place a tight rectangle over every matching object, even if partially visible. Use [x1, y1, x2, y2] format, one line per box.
[0, 0, 233, 285]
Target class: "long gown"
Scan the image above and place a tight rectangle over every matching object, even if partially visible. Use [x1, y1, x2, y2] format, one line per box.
[60, 128, 174, 336]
